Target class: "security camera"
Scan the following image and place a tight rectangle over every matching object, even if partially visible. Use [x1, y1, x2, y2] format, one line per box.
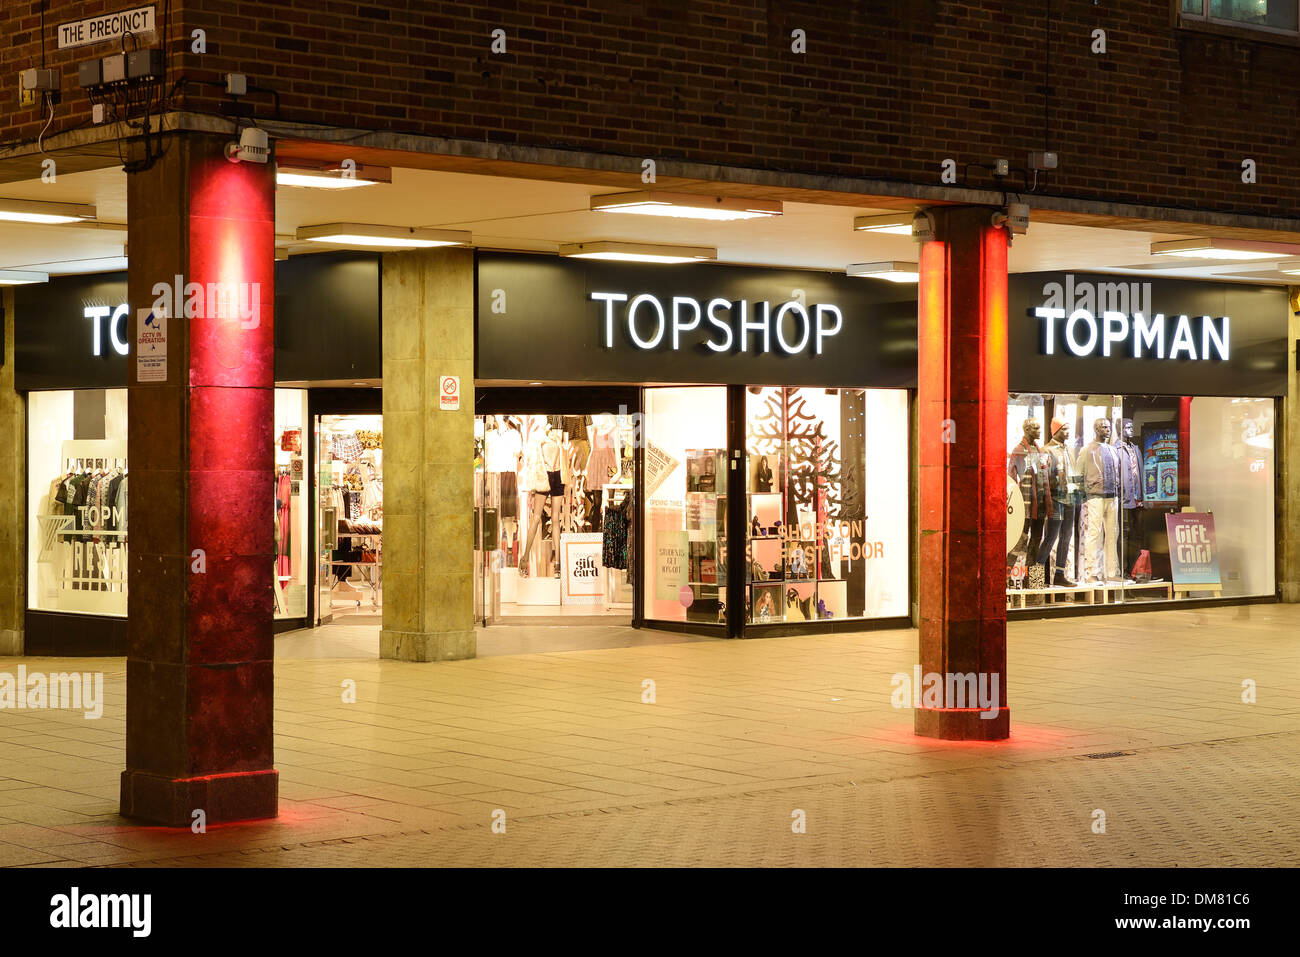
[225, 127, 269, 164]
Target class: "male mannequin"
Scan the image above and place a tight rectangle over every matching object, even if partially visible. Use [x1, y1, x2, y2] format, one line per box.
[1043, 416, 1077, 587]
[1007, 418, 1055, 585]
[1080, 418, 1120, 582]
[1116, 418, 1143, 579]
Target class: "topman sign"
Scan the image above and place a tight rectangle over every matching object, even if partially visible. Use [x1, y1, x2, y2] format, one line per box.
[1033, 275, 1229, 361]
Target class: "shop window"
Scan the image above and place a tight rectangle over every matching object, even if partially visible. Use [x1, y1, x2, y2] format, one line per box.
[1181, 1, 1299, 34]
[1006, 393, 1275, 609]
[317, 413, 384, 621]
[643, 389, 727, 624]
[27, 389, 128, 617]
[478, 412, 637, 620]
[274, 389, 309, 619]
[744, 387, 909, 625]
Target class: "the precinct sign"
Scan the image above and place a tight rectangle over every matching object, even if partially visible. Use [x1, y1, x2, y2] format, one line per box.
[57, 6, 157, 50]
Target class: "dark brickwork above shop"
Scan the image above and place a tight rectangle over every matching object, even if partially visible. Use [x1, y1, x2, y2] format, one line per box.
[4, 1, 1299, 215]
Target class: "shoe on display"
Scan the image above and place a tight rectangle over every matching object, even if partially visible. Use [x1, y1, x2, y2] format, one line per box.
[1053, 572, 1076, 588]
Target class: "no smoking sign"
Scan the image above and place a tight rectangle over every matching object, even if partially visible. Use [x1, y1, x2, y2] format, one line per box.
[439, 375, 460, 411]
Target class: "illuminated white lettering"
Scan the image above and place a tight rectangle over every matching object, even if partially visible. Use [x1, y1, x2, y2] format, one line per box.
[1034, 306, 1065, 354]
[591, 292, 628, 347]
[1065, 309, 1098, 356]
[1102, 310, 1129, 357]
[671, 296, 701, 350]
[1202, 315, 1229, 361]
[774, 301, 811, 355]
[626, 293, 666, 349]
[739, 300, 770, 353]
[705, 298, 733, 352]
[84, 306, 111, 356]
[1168, 314, 1197, 360]
[813, 304, 842, 355]
[1132, 312, 1165, 358]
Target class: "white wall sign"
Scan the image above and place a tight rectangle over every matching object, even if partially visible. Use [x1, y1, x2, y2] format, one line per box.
[439, 375, 460, 411]
[57, 6, 157, 49]
[1036, 275, 1229, 361]
[135, 308, 167, 382]
[592, 292, 843, 357]
[561, 533, 604, 605]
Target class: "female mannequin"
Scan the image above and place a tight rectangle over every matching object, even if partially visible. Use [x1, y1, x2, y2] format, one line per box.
[519, 416, 553, 578]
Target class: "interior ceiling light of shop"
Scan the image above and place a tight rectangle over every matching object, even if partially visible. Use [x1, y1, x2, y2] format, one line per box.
[590, 190, 783, 221]
[558, 240, 715, 263]
[0, 198, 96, 224]
[1149, 238, 1300, 261]
[295, 223, 471, 248]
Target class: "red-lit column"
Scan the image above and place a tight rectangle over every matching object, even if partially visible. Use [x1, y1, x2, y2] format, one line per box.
[915, 206, 1010, 740]
[120, 133, 277, 824]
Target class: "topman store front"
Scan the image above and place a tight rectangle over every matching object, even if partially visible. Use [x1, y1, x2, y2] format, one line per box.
[2, 250, 1292, 657]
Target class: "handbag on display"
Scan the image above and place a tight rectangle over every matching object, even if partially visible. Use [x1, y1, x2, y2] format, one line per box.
[1131, 549, 1152, 583]
[1025, 563, 1046, 605]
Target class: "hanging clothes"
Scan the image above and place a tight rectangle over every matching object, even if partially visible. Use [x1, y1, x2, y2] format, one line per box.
[276, 472, 292, 578]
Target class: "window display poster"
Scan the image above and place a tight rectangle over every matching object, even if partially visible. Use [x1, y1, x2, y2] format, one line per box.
[644, 441, 680, 498]
[561, 533, 604, 604]
[1164, 512, 1220, 587]
[654, 530, 689, 602]
[1144, 428, 1179, 502]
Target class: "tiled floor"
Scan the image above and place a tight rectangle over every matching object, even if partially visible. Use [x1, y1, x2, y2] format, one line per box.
[2, 603, 1298, 866]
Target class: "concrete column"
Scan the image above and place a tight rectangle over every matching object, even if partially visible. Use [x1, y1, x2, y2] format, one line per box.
[915, 206, 1010, 740]
[119, 132, 277, 825]
[379, 247, 476, 662]
[1281, 288, 1300, 602]
[0, 288, 24, 656]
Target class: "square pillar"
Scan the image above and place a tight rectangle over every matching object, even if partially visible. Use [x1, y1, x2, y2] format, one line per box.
[915, 206, 1010, 740]
[120, 132, 278, 825]
[379, 247, 476, 662]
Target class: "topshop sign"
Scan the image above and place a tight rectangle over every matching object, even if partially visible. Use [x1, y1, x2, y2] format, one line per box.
[85, 303, 130, 357]
[1033, 276, 1229, 361]
[591, 292, 843, 356]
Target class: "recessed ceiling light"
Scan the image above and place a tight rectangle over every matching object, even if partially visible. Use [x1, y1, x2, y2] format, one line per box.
[0, 269, 49, 285]
[853, 213, 914, 235]
[1149, 238, 1299, 261]
[529, 381, 543, 386]
[0, 199, 96, 225]
[559, 241, 715, 264]
[296, 223, 471, 249]
[590, 190, 782, 221]
[276, 162, 390, 189]
[846, 261, 920, 283]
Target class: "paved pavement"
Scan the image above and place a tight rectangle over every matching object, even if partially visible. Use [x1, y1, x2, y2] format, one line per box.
[1, 603, 1297, 867]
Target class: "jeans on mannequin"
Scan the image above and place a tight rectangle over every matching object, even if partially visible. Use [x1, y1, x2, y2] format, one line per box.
[1050, 502, 1076, 575]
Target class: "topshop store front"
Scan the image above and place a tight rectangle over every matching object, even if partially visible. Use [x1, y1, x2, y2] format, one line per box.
[474, 252, 918, 638]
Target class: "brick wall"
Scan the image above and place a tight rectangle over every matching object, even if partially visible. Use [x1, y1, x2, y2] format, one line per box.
[4, 1, 1299, 216]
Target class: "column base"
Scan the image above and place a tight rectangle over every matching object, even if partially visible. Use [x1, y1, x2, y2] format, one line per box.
[120, 768, 278, 827]
[915, 707, 1010, 741]
[380, 628, 476, 662]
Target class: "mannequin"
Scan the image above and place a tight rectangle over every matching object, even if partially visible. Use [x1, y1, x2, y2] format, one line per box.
[484, 416, 523, 561]
[1043, 416, 1078, 587]
[1080, 417, 1120, 583]
[519, 416, 553, 578]
[1007, 418, 1055, 587]
[547, 427, 571, 568]
[586, 414, 620, 485]
[1116, 418, 1143, 578]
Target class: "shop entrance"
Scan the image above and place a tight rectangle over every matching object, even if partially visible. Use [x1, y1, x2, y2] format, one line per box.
[474, 388, 640, 624]
[315, 411, 384, 624]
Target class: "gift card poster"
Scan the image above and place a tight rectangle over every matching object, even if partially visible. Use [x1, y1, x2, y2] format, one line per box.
[1165, 512, 1220, 586]
[1143, 428, 1178, 503]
